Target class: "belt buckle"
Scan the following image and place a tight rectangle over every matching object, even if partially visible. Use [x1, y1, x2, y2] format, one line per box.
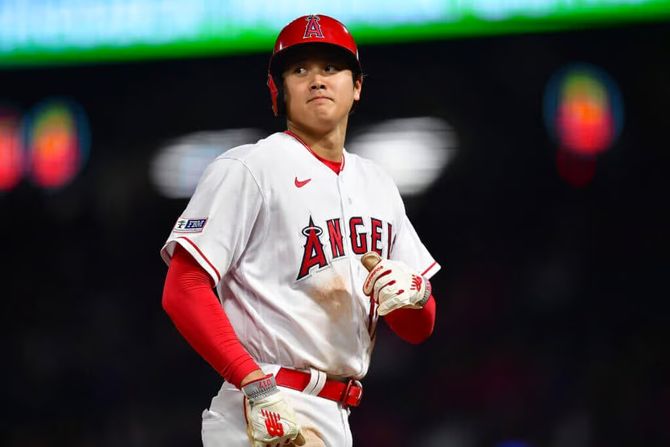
[340, 379, 363, 408]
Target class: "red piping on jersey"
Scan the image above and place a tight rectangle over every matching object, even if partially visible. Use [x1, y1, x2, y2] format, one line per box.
[422, 261, 438, 277]
[284, 130, 344, 174]
[177, 236, 222, 284]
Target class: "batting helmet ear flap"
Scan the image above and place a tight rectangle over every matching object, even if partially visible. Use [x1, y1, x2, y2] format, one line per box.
[267, 73, 286, 117]
[267, 73, 280, 117]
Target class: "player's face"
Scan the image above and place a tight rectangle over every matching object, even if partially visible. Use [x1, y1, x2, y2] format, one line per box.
[282, 49, 362, 134]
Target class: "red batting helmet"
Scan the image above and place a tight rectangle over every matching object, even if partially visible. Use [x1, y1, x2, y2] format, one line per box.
[267, 14, 362, 116]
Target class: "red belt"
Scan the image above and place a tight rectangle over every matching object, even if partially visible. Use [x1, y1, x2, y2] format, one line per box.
[275, 368, 363, 408]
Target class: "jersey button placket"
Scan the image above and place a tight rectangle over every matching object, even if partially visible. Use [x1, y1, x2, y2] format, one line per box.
[338, 172, 368, 358]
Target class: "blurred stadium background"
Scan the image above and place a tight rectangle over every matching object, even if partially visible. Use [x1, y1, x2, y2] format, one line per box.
[2, 1, 670, 446]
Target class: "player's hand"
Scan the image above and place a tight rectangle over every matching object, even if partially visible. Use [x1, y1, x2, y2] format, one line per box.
[362, 252, 431, 316]
[242, 374, 306, 447]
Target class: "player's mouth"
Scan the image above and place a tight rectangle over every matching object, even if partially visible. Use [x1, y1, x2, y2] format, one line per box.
[307, 96, 333, 103]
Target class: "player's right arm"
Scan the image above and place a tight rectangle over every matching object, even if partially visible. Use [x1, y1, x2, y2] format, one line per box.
[162, 244, 261, 387]
[162, 244, 305, 446]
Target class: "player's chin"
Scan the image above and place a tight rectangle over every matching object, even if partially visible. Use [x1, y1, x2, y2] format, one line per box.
[306, 101, 336, 115]
[311, 114, 344, 130]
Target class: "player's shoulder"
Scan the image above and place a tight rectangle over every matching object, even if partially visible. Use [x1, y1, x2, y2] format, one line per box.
[213, 132, 292, 169]
[218, 132, 288, 160]
[345, 151, 397, 185]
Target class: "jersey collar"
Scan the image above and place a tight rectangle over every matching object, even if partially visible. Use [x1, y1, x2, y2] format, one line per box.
[284, 130, 345, 175]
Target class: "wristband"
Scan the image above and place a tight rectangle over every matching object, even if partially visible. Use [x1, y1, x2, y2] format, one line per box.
[241, 374, 279, 402]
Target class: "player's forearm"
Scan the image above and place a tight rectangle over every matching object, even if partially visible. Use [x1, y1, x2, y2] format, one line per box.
[162, 245, 260, 388]
[383, 295, 436, 344]
[240, 369, 268, 386]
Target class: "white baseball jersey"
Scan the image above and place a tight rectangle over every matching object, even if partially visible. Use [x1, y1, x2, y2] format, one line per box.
[161, 131, 440, 380]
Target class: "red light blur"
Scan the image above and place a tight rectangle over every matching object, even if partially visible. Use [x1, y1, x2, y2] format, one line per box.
[0, 109, 23, 191]
[556, 148, 597, 188]
[555, 80, 616, 156]
[544, 64, 624, 188]
[26, 101, 87, 189]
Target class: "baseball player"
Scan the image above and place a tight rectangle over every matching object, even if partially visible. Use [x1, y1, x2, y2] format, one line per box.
[160, 14, 441, 447]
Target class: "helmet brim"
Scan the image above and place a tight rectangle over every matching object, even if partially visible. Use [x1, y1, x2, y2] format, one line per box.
[269, 42, 361, 81]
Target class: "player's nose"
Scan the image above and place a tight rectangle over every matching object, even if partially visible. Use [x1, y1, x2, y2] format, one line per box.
[310, 81, 326, 91]
[309, 72, 327, 90]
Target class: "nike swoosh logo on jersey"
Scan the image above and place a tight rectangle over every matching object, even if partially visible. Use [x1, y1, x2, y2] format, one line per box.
[294, 177, 311, 188]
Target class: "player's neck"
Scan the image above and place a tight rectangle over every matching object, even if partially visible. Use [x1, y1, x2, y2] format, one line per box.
[286, 121, 347, 162]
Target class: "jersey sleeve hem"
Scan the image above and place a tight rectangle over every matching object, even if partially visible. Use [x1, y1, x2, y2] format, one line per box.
[160, 237, 221, 286]
[422, 261, 441, 279]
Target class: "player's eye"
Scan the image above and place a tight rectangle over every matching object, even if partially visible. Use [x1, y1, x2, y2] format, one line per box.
[293, 65, 307, 75]
[325, 64, 340, 73]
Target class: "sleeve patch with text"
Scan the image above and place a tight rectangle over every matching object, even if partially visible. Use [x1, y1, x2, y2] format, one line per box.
[174, 218, 208, 233]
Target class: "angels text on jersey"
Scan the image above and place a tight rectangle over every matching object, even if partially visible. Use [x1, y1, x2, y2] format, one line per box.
[297, 214, 394, 280]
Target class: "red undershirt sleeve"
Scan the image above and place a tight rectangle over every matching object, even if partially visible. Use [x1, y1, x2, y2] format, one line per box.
[383, 295, 436, 344]
[162, 245, 259, 389]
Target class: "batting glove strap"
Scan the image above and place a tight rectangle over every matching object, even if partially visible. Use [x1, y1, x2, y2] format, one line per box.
[417, 277, 432, 308]
[241, 374, 279, 402]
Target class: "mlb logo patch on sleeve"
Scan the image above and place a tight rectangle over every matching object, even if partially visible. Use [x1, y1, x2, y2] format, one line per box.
[174, 218, 208, 233]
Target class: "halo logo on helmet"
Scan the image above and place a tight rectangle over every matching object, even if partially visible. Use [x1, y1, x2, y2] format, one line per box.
[303, 16, 325, 39]
[267, 14, 362, 117]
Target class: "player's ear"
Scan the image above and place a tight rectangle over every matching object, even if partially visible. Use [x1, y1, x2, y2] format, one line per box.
[353, 75, 363, 101]
[279, 76, 290, 116]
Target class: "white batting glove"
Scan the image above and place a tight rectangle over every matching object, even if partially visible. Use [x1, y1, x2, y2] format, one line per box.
[242, 374, 306, 447]
[362, 253, 432, 316]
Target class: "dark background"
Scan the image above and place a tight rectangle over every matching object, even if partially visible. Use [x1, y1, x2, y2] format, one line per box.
[3, 20, 670, 446]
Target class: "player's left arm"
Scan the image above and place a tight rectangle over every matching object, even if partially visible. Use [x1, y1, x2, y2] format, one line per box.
[362, 252, 437, 343]
[383, 295, 436, 344]
[360, 202, 440, 343]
